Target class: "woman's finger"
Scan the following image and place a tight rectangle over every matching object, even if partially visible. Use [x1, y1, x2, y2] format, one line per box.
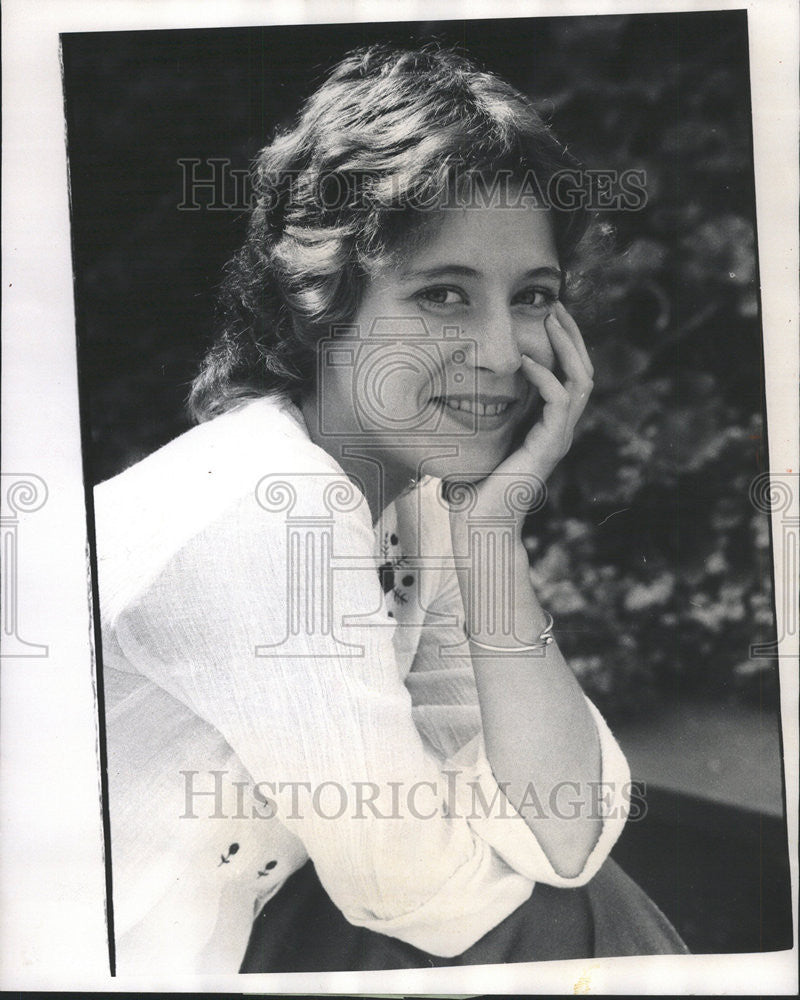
[485, 356, 571, 502]
[545, 311, 591, 388]
[544, 312, 593, 430]
[555, 300, 594, 378]
[520, 353, 570, 416]
[518, 354, 571, 455]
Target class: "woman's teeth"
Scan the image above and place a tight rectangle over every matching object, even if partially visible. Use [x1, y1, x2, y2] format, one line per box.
[440, 398, 511, 416]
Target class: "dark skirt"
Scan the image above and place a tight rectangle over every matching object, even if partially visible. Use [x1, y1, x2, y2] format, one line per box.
[240, 857, 688, 972]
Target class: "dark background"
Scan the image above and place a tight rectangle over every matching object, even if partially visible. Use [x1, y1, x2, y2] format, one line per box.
[61, 11, 792, 956]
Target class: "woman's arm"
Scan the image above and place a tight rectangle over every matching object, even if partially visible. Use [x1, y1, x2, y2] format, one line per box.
[109, 478, 540, 958]
[409, 472, 630, 888]
[462, 541, 602, 877]
[448, 302, 604, 877]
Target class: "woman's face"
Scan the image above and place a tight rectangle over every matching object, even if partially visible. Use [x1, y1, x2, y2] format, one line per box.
[308, 200, 562, 493]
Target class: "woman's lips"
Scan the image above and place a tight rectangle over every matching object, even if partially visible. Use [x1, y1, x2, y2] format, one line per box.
[429, 394, 519, 429]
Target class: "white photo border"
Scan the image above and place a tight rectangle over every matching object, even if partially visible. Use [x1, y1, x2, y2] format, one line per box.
[1, 0, 797, 994]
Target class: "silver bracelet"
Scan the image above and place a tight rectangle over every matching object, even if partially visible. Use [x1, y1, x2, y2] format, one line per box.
[463, 611, 554, 652]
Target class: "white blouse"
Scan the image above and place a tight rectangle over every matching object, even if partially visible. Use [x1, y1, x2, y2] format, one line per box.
[95, 394, 632, 973]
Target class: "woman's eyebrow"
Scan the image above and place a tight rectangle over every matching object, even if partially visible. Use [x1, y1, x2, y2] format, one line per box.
[399, 264, 480, 280]
[520, 266, 563, 283]
[399, 265, 563, 282]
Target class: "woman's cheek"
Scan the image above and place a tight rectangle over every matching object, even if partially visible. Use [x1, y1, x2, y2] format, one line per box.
[522, 321, 557, 370]
[352, 348, 434, 430]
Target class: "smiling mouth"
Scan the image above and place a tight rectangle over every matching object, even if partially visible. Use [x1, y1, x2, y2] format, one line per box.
[430, 394, 518, 425]
[440, 397, 511, 416]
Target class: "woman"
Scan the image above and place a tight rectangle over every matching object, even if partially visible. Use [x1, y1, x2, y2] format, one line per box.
[95, 44, 687, 972]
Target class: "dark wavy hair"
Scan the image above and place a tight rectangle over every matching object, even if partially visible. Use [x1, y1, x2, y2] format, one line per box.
[188, 44, 596, 422]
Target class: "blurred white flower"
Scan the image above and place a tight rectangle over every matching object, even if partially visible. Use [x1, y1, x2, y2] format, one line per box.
[624, 572, 675, 611]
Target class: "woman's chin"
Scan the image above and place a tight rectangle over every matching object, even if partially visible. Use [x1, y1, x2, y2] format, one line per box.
[421, 443, 508, 486]
[440, 437, 517, 482]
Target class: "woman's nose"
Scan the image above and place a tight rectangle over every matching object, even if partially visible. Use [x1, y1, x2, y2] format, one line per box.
[473, 309, 555, 376]
[474, 307, 522, 377]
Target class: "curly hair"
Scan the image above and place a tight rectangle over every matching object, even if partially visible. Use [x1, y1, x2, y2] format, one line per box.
[188, 44, 596, 422]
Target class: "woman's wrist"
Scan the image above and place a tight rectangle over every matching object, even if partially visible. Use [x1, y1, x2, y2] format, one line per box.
[464, 612, 553, 652]
[453, 526, 549, 645]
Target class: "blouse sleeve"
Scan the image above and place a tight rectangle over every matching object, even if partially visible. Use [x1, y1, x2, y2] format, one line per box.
[407, 510, 632, 888]
[108, 472, 538, 958]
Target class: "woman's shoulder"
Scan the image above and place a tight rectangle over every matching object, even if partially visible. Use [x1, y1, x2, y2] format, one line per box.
[99, 393, 329, 483]
[96, 394, 343, 521]
[93, 394, 370, 625]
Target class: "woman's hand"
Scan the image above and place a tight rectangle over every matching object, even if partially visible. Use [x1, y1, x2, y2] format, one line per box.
[445, 305, 603, 874]
[450, 300, 594, 535]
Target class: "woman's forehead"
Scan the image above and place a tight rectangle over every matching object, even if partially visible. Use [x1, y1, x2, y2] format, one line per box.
[398, 203, 559, 276]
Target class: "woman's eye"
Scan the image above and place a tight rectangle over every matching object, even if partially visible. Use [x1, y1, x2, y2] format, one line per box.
[514, 288, 559, 310]
[415, 286, 467, 310]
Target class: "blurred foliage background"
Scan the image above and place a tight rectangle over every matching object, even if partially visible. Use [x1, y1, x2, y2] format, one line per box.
[62, 11, 777, 723]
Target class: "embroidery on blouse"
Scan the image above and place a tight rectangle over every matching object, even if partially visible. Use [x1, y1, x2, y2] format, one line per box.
[218, 842, 240, 866]
[377, 529, 415, 618]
